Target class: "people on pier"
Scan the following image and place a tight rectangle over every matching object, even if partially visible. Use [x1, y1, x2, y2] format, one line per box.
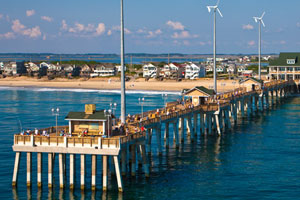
[34, 128, 39, 135]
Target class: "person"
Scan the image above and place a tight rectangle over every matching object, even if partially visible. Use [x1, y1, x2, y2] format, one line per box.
[126, 127, 129, 136]
[26, 129, 30, 135]
[34, 128, 39, 135]
[42, 130, 46, 136]
[141, 126, 145, 132]
[119, 123, 125, 136]
[20, 130, 24, 135]
[83, 129, 88, 137]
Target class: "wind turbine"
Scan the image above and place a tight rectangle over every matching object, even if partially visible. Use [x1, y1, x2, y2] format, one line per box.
[253, 12, 265, 80]
[120, 0, 126, 123]
[207, 0, 223, 94]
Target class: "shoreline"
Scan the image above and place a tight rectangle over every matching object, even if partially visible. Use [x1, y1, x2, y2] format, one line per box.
[0, 77, 241, 92]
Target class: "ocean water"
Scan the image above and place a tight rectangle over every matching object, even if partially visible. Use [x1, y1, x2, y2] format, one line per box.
[0, 87, 299, 200]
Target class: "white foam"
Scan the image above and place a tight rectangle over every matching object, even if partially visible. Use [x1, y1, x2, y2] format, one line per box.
[0, 86, 180, 95]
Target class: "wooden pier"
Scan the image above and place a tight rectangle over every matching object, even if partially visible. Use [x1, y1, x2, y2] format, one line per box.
[11, 80, 299, 192]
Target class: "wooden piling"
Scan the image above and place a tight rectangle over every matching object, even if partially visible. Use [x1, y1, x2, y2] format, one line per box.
[59, 153, 64, 189]
[102, 155, 108, 191]
[156, 127, 162, 155]
[48, 153, 53, 188]
[121, 148, 127, 176]
[69, 154, 75, 190]
[131, 144, 136, 176]
[26, 152, 32, 187]
[113, 156, 123, 192]
[91, 155, 97, 190]
[80, 154, 85, 190]
[12, 152, 21, 187]
[37, 152, 42, 187]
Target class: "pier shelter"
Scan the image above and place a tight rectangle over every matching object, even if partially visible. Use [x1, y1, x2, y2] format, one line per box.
[240, 77, 263, 92]
[183, 86, 215, 106]
[65, 104, 110, 136]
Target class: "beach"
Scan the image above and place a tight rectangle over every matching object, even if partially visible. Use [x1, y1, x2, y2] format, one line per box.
[0, 77, 241, 92]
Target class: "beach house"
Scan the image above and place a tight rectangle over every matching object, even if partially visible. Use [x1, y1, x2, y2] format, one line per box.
[143, 63, 158, 78]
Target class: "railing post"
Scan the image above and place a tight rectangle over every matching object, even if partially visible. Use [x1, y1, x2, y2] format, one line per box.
[30, 135, 34, 146]
[64, 137, 67, 147]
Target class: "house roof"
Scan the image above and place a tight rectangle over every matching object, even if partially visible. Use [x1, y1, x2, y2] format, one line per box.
[269, 52, 300, 66]
[184, 86, 215, 97]
[240, 77, 264, 84]
[65, 110, 107, 121]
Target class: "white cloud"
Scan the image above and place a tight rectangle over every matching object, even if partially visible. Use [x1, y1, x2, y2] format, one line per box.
[0, 32, 15, 39]
[61, 20, 68, 30]
[137, 29, 146, 34]
[107, 30, 112, 36]
[172, 31, 191, 39]
[43, 34, 46, 40]
[146, 29, 162, 38]
[183, 40, 190, 46]
[41, 16, 53, 22]
[199, 41, 206, 46]
[95, 23, 106, 36]
[248, 40, 255, 46]
[242, 24, 254, 30]
[0, 14, 3, 20]
[166, 21, 185, 30]
[112, 26, 131, 34]
[280, 40, 286, 45]
[26, 10, 35, 17]
[11, 19, 41, 38]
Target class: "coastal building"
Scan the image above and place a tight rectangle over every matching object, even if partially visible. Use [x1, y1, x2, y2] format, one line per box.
[239, 77, 263, 92]
[184, 62, 206, 79]
[269, 52, 300, 80]
[3, 62, 26, 76]
[80, 64, 93, 77]
[238, 65, 247, 74]
[227, 64, 237, 74]
[91, 64, 116, 77]
[216, 65, 225, 73]
[143, 63, 158, 78]
[205, 65, 213, 72]
[65, 104, 110, 136]
[183, 86, 215, 106]
[242, 70, 253, 78]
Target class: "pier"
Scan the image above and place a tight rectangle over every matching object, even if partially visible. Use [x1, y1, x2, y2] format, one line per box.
[11, 80, 299, 192]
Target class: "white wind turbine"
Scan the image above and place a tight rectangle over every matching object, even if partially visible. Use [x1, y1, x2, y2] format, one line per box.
[253, 12, 265, 80]
[207, 0, 223, 94]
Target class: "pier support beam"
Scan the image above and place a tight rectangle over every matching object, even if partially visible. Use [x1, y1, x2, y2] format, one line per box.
[26, 152, 32, 187]
[193, 113, 198, 137]
[12, 152, 21, 187]
[48, 153, 53, 188]
[113, 156, 123, 192]
[103, 156, 108, 191]
[80, 154, 85, 190]
[179, 117, 184, 142]
[69, 154, 75, 190]
[59, 153, 65, 189]
[91, 155, 97, 190]
[156, 126, 162, 155]
[147, 129, 152, 155]
[121, 148, 127, 176]
[200, 113, 204, 135]
[141, 145, 149, 177]
[37, 153, 42, 188]
[173, 121, 179, 148]
[215, 114, 221, 135]
[131, 144, 136, 176]
[164, 122, 169, 148]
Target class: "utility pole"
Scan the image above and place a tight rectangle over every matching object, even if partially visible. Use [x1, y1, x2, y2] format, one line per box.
[120, 0, 126, 123]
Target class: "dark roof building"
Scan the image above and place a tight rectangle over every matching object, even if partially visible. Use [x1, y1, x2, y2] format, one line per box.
[268, 52, 300, 80]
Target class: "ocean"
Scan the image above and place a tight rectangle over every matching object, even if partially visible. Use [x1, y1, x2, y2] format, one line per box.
[0, 87, 299, 199]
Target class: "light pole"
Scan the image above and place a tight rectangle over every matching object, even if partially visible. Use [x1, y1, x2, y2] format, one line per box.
[138, 98, 145, 118]
[51, 107, 59, 136]
[104, 109, 112, 137]
[110, 102, 117, 125]
[120, 0, 126, 123]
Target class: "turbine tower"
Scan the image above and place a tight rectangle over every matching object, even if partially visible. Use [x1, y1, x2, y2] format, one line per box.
[207, 0, 223, 94]
[120, 0, 126, 123]
[253, 12, 265, 80]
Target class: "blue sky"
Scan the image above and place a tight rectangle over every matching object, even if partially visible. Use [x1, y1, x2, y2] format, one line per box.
[0, 0, 299, 54]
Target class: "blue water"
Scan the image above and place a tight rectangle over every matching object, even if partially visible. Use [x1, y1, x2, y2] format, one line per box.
[0, 87, 299, 199]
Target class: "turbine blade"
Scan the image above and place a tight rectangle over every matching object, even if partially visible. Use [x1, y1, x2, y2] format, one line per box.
[261, 11, 265, 19]
[207, 6, 211, 13]
[216, 0, 220, 6]
[253, 17, 258, 23]
[217, 8, 223, 18]
[261, 19, 265, 27]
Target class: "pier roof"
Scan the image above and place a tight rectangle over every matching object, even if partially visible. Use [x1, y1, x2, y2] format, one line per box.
[269, 52, 300, 66]
[183, 86, 215, 97]
[65, 110, 106, 121]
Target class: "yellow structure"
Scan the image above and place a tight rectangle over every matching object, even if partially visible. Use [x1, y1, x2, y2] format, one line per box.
[183, 86, 215, 106]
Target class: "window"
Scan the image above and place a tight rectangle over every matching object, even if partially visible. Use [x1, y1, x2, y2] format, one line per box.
[287, 59, 295, 64]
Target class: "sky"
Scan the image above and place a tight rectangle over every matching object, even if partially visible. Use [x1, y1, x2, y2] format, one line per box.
[0, 0, 299, 54]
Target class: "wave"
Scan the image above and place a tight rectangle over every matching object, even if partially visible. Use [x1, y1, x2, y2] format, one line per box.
[0, 86, 181, 95]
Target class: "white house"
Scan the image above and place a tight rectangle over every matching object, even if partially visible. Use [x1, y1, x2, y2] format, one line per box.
[143, 63, 157, 78]
[227, 64, 237, 74]
[116, 65, 127, 73]
[216, 65, 225, 73]
[205, 65, 213, 72]
[184, 62, 206, 79]
[91, 64, 116, 77]
[237, 65, 247, 74]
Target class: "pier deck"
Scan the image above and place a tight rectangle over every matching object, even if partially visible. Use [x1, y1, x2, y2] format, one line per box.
[11, 80, 299, 192]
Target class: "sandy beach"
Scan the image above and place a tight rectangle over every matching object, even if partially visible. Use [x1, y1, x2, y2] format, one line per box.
[0, 77, 241, 92]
